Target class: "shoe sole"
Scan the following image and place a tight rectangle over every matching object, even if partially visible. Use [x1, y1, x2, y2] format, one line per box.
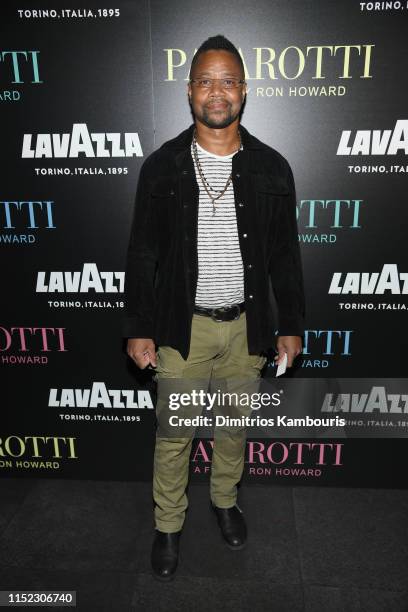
[151, 570, 176, 582]
[225, 540, 247, 551]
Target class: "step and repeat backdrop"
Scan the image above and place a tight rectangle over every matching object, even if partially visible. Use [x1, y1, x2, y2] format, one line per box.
[1, 0, 407, 486]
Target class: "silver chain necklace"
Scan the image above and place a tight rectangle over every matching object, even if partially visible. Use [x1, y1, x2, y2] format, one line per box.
[192, 128, 242, 216]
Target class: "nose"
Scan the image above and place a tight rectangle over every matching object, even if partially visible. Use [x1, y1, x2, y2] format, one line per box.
[208, 79, 224, 95]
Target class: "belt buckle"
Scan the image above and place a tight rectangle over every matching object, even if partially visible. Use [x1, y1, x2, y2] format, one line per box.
[211, 305, 240, 322]
[211, 307, 225, 322]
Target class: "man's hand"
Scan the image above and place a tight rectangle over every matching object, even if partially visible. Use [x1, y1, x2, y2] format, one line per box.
[127, 338, 157, 369]
[274, 335, 302, 368]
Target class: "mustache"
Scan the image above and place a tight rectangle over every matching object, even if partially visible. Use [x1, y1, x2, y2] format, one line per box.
[205, 100, 230, 107]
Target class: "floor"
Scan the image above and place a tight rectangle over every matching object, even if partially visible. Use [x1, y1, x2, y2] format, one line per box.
[1, 478, 408, 611]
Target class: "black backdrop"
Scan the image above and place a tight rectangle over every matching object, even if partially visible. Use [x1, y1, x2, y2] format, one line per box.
[1, 0, 407, 486]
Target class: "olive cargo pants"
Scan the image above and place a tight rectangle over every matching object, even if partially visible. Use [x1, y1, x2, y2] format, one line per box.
[153, 311, 266, 533]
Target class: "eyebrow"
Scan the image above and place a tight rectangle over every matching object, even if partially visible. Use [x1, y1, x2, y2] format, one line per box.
[192, 72, 242, 78]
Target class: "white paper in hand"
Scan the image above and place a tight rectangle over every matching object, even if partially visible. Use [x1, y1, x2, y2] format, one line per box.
[276, 352, 288, 377]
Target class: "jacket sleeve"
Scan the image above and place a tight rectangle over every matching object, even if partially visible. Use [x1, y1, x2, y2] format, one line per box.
[268, 160, 306, 337]
[122, 160, 158, 339]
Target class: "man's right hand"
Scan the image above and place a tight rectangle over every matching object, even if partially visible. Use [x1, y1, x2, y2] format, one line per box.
[127, 338, 157, 369]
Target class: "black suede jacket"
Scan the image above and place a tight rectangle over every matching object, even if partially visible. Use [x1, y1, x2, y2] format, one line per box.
[122, 124, 305, 360]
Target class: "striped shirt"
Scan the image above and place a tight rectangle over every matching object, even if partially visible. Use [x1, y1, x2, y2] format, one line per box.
[191, 140, 245, 308]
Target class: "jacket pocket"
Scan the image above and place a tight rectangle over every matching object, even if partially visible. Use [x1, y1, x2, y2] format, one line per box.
[251, 174, 289, 253]
[150, 176, 178, 241]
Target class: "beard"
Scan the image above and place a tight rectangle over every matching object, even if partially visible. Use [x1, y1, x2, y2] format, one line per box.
[196, 101, 241, 129]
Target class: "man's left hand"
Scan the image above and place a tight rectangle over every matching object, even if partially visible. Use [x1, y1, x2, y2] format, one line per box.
[274, 335, 302, 368]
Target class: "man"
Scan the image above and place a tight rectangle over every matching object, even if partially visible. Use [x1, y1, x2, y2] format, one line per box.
[123, 35, 305, 581]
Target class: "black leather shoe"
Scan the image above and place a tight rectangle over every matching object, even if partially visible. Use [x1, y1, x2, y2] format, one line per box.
[211, 503, 247, 550]
[151, 529, 181, 581]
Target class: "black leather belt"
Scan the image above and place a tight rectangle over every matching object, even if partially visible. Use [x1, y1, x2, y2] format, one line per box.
[194, 302, 245, 322]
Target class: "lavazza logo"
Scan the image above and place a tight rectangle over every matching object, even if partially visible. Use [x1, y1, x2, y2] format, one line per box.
[322, 385, 408, 432]
[22, 123, 143, 177]
[50, 381, 154, 425]
[337, 119, 408, 174]
[329, 263, 408, 312]
[36, 263, 125, 310]
[323, 387, 408, 414]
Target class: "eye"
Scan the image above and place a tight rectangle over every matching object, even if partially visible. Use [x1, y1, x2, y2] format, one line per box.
[223, 79, 235, 88]
[199, 79, 212, 87]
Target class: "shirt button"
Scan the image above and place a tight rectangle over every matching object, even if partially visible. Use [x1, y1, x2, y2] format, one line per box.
[184, 235, 189, 241]
[247, 264, 253, 270]
[183, 203, 188, 208]
[170, 190, 175, 195]
[249, 294, 254, 299]
[235, 173, 240, 178]
[238, 202, 244, 207]
[242, 233, 248, 238]
[182, 170, 188, 175]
